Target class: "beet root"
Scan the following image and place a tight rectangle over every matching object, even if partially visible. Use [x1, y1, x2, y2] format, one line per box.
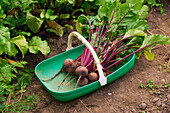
[71, 61, 81, 75]
[87, 72, 98, 82]
[62, 59, 74, 73]
[75, 66, 88, 76]
[78, 77, 89, 87]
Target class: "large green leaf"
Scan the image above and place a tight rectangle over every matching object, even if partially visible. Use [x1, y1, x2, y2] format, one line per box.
[0, 27, 10, 55]
[28, 36, 50, 55]
[10, 35, 28, 58]
[26, 12, 44, 33]
[0, 27, 18, 56]
[141, 34, 170, 48]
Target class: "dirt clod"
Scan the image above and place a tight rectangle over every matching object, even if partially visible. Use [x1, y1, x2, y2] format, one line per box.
[153, 97, 159, 103]
[139, 102, 147, 110]
[155, 101, 162, 107]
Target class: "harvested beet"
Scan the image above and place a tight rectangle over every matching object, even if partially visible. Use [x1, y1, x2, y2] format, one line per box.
[71, 61, 81, 75]
[78, 77, 89, 87]
[74, 66, 88, 88]
[62, 59, 74, 73]
[88, 72, 98, 82]
[75, 66, 88, 76]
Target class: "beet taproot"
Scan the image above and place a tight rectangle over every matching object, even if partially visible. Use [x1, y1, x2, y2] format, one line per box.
[88, 72, 98, 82]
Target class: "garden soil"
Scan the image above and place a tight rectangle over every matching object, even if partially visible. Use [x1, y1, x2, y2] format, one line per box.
[24, 1, 170, 113]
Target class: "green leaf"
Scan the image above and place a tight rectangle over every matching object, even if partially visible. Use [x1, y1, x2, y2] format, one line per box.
[19, 0, 36, 10]
[64, 24, 73, 30]
[60, 14, 70, 19]
[143, 50, 154, 60]
[28, 36, 50, 55]
[127, 36, 143, 45]
[0, 26, 18, 56]
[10, 44, 18, 56]
[90, 33, 100, 47]
[3, 16, 19, 27]
[98, 6, 107, 17]
[135, 50, 142, 59]
[126, 0, 144, 6]
[45, 20, 63, 37]
[160, 7, 164, 14]
[0, 27, 10, 55]
[45, 9, 54, 19]
[19, 15, 26, 26]
[10, 35, 28, 58]
[12, 61, 28, 68]
[76, 22, 82, 34]
[128, 20, 148, 31]
[40, 9, 45, 19]
[0, 59, 16, 84]
[78, 14, 91, 24]
[18, 31, 31, 36]
[49, 15, 58, 21]
[141, 34, 170, 48]
[68, 0, 76, 4]
[0, 44, 4, 55]
[0, 26, 10, 40]
[72, 8, 84, 16]
[26, 12, 44, 33]
[108, 24, 118, 33]
[94, 0, 105, 6]
[139, 5, 149, 19]
[124, 29, 145, 38]
[93, 15, 102, 26]
[45, 9, 58, 21]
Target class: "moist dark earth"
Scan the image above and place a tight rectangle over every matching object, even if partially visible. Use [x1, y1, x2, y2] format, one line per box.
[23, 1, 170, 113]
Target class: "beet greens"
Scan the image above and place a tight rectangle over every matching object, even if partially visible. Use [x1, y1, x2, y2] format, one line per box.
[75, 0, 169, 74]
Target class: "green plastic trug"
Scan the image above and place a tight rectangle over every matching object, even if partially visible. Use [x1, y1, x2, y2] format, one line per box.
[35, 45, 135, 102]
